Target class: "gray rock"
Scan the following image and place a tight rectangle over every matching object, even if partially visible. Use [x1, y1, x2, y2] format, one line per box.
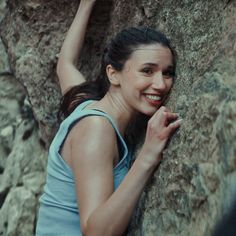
[0, 0, 235, 235]
[0, 38, 10, 73]
[0, 187, 36, 236]
[0, 0, 6, 23]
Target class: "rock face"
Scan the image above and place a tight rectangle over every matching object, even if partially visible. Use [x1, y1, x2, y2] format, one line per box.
[0, 0, 235, 235]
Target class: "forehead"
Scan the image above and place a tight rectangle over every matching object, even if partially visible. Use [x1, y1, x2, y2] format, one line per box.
[126, 43, 173, 67]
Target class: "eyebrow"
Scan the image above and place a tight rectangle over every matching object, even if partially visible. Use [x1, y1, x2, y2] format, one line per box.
[142, 63, 174, 69]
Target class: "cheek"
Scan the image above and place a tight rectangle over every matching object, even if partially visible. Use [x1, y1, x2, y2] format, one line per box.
[124, 72, 146, 89]
[166, 79, 174, 91]
[133, 76, 151, 89]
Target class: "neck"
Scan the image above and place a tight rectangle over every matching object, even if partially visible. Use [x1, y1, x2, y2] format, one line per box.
[90, 90, 137, 136]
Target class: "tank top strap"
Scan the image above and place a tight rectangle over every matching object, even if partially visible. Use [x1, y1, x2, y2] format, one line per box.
[74, 99, 95, 112]
[50, 100, 129, 171]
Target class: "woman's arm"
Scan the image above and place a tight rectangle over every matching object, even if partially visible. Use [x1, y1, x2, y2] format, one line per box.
[70, 107, 181, 236]
[56, 0, 96, 94]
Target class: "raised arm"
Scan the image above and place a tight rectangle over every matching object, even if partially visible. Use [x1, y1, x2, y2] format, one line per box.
[56, 0, 96, 94]
[70, 107, 181, 236]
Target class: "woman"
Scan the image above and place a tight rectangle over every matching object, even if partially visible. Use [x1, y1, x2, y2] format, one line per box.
[36, 0, 182, 235]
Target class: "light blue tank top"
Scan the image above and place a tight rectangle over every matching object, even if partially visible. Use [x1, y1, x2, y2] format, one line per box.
[36, 100, 132, 236]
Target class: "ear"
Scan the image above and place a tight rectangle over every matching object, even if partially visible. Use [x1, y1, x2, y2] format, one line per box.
[106, 65, 120, 86]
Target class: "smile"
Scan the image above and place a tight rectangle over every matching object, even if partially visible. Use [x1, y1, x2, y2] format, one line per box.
[144, 94, 162, 101]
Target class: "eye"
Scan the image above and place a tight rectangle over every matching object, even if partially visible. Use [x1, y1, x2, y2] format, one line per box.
[141, 67, 153, 76]
[163, 70, 175, 78]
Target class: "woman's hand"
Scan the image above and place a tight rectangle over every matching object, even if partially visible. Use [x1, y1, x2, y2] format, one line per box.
[80, 0, 96, 5]
[141, 106, 182, 166]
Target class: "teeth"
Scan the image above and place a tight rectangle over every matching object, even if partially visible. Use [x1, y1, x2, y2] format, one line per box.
[145, 95, 161, 101]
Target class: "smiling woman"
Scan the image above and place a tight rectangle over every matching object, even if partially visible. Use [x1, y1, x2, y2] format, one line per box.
[36, 0, 181, 235]
[114, 43, 175, 116]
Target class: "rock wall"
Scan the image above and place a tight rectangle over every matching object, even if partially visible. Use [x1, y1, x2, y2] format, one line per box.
[0, 0, 235, 235]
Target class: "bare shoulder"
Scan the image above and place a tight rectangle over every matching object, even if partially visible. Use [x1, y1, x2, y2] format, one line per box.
[70, 115, 117, 145]
[68, 115, 118, 169]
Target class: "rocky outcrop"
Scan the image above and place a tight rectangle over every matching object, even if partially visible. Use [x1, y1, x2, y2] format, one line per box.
[0, 2, 47, 234]
[0, 0, 235, 235]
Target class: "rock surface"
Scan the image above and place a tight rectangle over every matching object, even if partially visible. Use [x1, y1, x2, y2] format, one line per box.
[0, 0, 235, 235]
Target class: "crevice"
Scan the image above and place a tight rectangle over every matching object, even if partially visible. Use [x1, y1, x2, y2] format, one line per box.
[0, 166, 4, 175]
[39, 138, 46, 149]
[22, 127, 34, 141]
[0, 187, 10, 209]
[3, 146, 11, 157]
[224, 0, 233, 9]
[140, 6, 146, 17]
[0, 71, 13, 76]
[16, 182, 23, 187]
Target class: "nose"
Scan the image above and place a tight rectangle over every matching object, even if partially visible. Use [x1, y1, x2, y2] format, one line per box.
[152, 72, 166, 90]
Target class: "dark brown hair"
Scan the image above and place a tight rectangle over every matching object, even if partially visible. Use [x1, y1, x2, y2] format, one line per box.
[58, 26, 176, 119]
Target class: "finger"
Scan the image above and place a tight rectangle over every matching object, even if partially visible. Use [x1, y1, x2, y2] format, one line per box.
[164, 112, 179, 121]
[165, 119, 182, 134]
[159, 106, 170, 112]
[159, 111, 178, 127]
[149, 107, 173, 126]
[150, 106, 169, 121]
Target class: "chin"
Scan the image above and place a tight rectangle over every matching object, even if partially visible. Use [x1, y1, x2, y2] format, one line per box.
[140, 106, 160, 117]
[138, 97, 164, 116]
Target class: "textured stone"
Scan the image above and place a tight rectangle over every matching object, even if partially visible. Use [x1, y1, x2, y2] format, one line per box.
[0, 119, 47, 235]
[0, 38, 10, 73]
[0, 53, 47, 235]
[0, 0, 235, 235]
[0, 0, 6, 22]
[0, 72, 25, 178]
[0, 187, 36, 236]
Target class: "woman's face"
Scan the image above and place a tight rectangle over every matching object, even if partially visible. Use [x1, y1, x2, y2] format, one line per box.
[117, 43, 175, 116]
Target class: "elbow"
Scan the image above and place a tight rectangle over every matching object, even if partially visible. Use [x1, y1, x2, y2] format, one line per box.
[56, 57, 64, 77]
[56, 57, 76, 79]
[56, 54, 77, 75]
[82, 219, 114, 236]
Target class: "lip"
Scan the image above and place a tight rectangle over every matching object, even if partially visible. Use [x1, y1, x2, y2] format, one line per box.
[143, 93, 163, 106]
